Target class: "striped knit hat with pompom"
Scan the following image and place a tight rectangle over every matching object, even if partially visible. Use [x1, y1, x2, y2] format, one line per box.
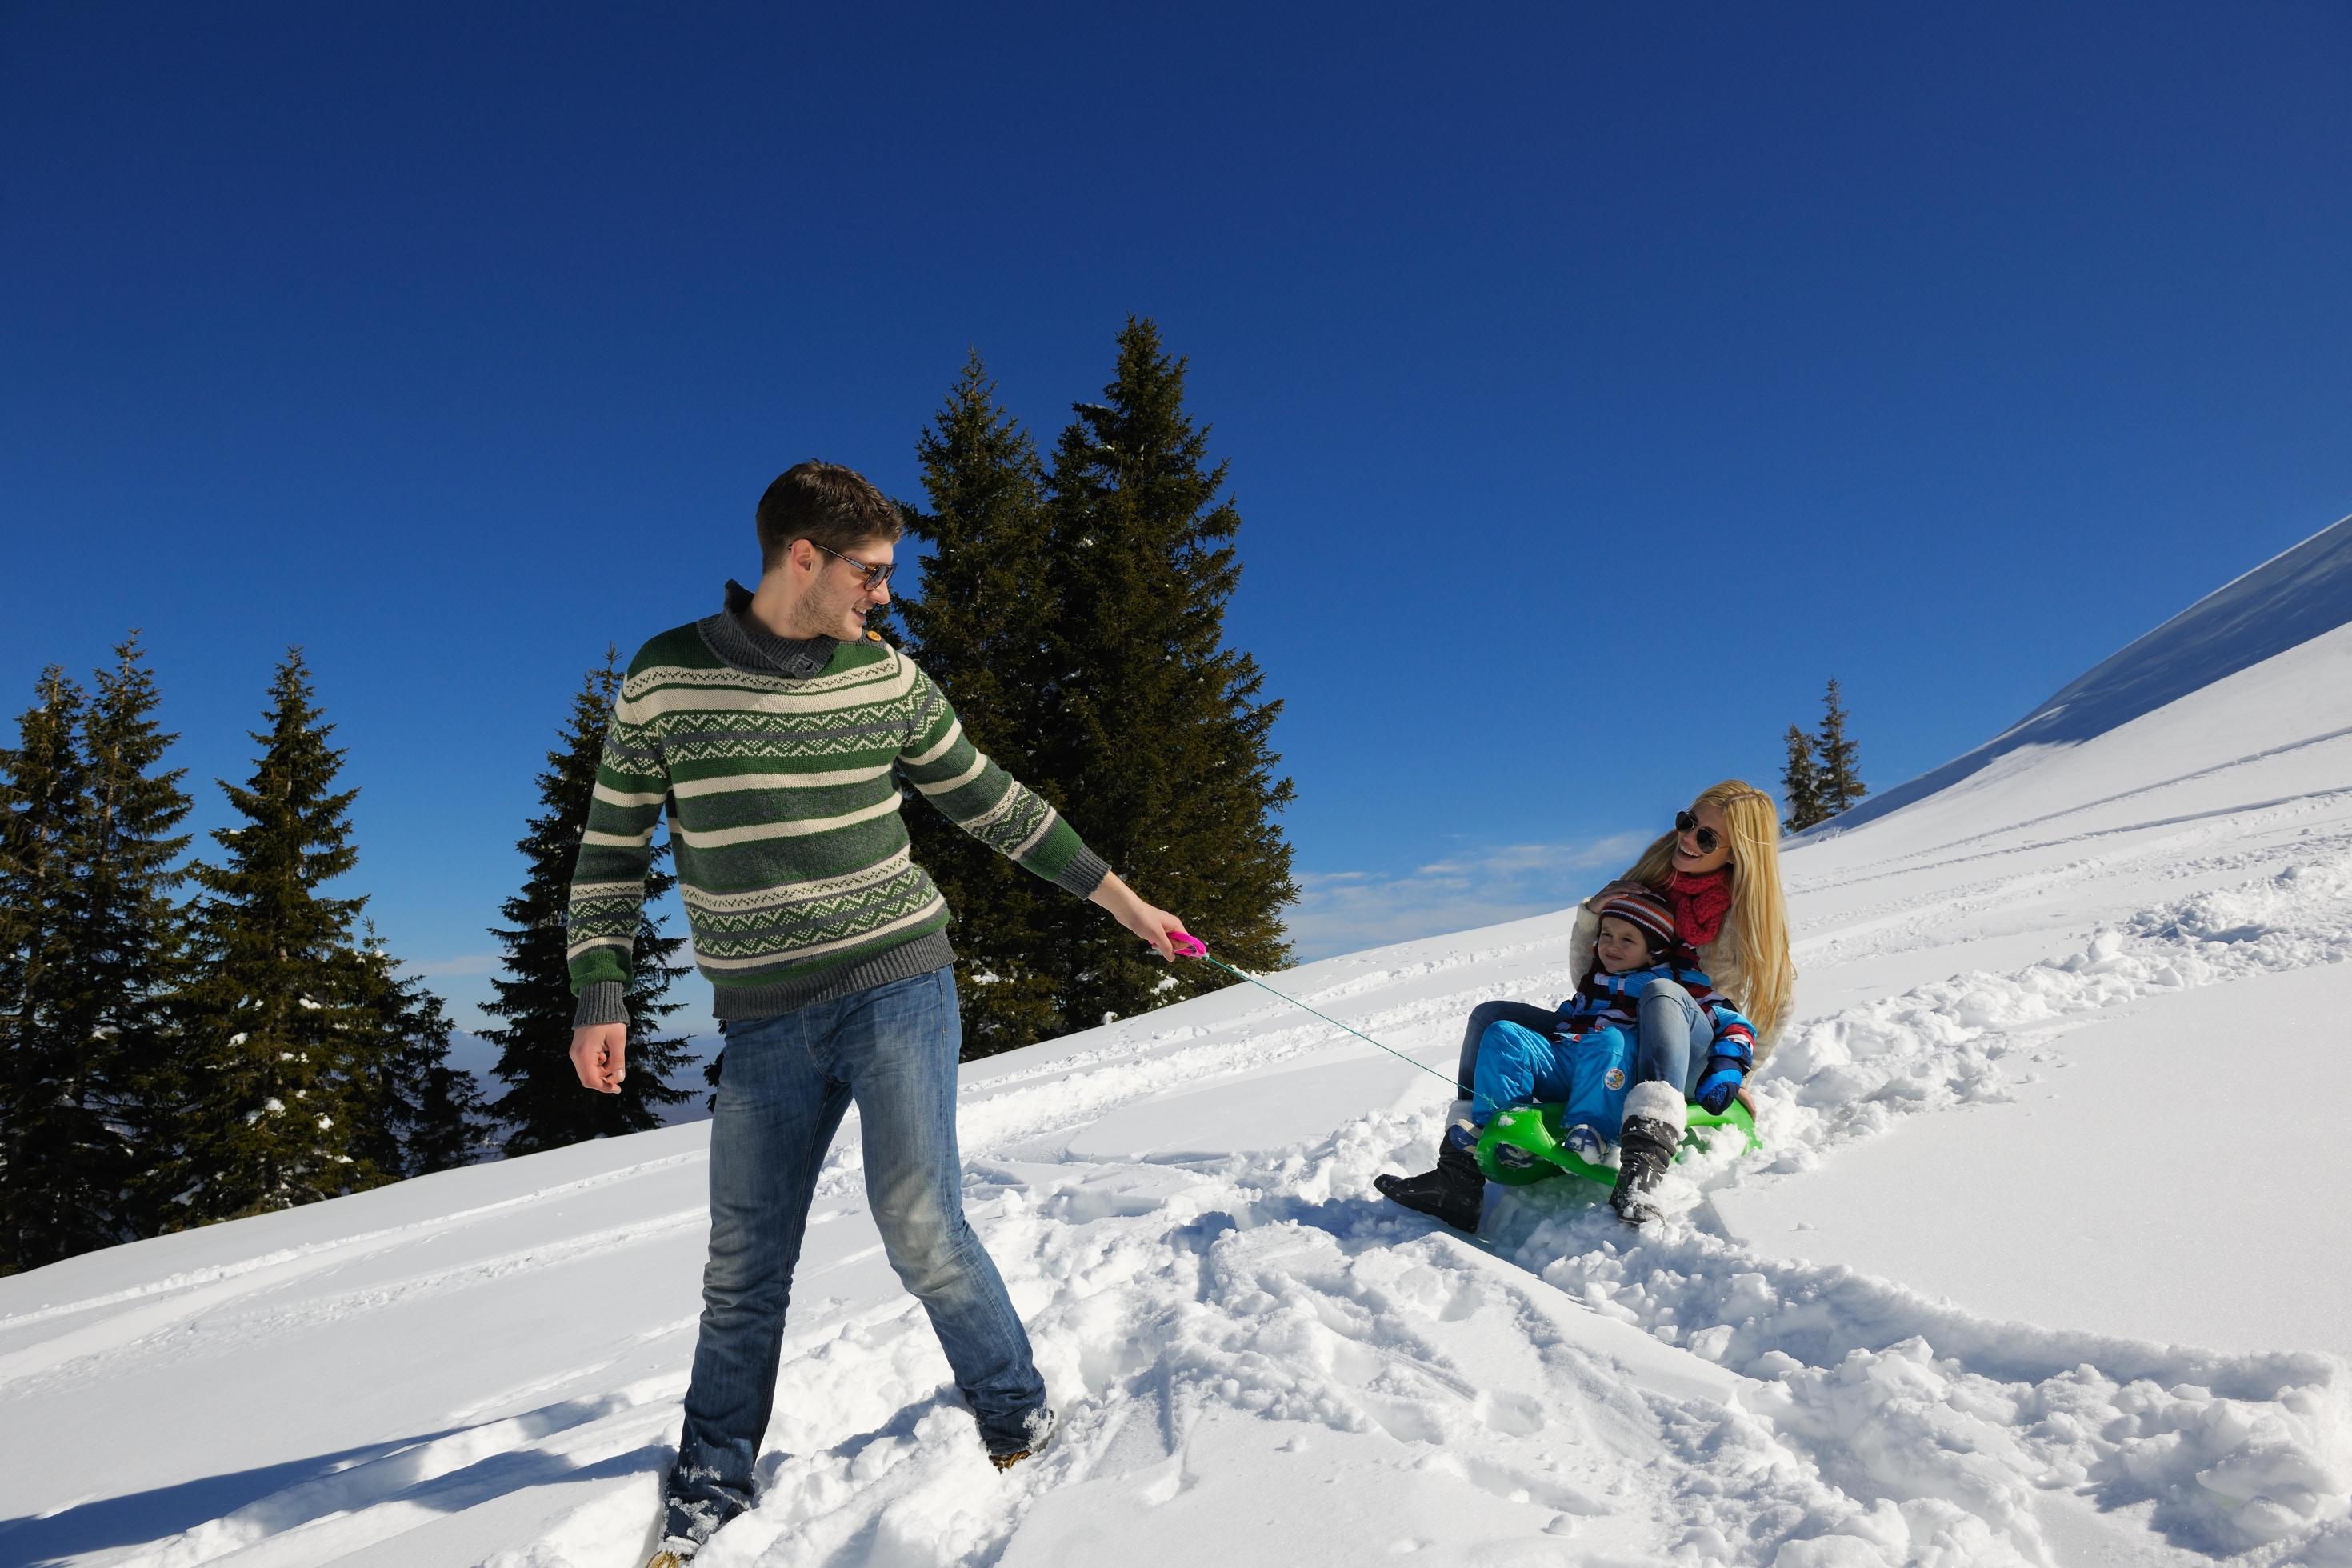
[1596, 888, 1677, 955]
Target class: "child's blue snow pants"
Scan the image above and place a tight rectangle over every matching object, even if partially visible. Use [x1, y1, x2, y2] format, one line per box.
[1470, 1021, 1636, 1137]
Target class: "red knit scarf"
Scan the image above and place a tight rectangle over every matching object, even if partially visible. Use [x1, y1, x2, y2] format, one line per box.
[1666, 868, 1734, 948]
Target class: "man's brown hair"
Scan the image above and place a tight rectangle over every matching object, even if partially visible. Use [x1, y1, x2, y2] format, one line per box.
[754, 461, 906, 572]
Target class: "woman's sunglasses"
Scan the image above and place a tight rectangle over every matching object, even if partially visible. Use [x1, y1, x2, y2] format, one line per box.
[1674, 810, 1722, 854]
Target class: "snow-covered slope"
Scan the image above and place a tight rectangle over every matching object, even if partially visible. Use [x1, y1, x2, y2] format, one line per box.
[7, 521, 2352, 1568]
[1828, 511, 2352, 832]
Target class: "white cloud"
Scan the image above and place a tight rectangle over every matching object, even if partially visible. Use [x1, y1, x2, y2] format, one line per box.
[410, 952, 503, 979]
[1282, 831, 1650, 962]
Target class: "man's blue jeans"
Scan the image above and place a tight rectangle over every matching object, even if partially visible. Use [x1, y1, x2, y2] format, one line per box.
[663, 967, 1045, 1546]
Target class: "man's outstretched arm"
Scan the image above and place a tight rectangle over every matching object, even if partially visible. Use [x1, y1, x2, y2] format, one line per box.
[898, 664, 1185, 957]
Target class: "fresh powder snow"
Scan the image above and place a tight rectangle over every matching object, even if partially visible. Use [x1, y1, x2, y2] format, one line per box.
[4, 518, 2352, 1566]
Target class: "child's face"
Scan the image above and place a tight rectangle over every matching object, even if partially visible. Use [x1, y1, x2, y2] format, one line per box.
[1594, 915, 1656, 974]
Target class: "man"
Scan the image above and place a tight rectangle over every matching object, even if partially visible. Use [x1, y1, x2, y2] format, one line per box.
[566, 461, 1185, 1565]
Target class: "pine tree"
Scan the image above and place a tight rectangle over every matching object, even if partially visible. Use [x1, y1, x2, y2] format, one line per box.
[342, 930, 489, 1179]
[898, 352, 1071, 1056]
[1037, 318, 1297, 1031]
[0, 669, 113, 1273]
[484, 650, 690, 1153]
[162, 650, 376, 1224]
[1815, 678, 1867, 818]
[1780, 723, 1826, 833]
[70, 634, 193, 1238]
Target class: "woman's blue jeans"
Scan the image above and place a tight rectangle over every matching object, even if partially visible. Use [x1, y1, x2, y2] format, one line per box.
[1632, 978, 1716, 1097]
[663, 967, 1044, 1546]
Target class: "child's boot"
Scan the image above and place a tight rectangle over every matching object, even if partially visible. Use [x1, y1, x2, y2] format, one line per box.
[1560, 1123, 1606, 1164]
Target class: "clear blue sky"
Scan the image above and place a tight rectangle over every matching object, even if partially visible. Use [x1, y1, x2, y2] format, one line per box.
[5, 2, 2349, 1034]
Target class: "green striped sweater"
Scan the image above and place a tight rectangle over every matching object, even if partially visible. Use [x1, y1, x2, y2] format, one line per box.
[567, 601, 1107, 1026]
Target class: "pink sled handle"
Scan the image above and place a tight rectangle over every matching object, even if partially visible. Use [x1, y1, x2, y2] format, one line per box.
[1169, 930, 1209, 959]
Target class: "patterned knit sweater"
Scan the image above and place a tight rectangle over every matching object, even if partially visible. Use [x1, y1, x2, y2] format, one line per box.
[567, 597, 1108, 1026]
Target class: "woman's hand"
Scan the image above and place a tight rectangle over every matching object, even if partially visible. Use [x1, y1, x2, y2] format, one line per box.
[1586, 877, 1650, 911]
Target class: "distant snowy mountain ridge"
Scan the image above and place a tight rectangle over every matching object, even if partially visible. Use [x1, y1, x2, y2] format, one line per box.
[1829, 510, 2352, 832]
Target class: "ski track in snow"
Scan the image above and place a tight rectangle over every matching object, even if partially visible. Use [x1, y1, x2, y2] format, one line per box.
[0, 1150, 707, 1344]
[12, 717, 2352, 1562]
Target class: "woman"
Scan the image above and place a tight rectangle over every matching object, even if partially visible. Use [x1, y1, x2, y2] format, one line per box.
[1375, 780, 1795, 1228]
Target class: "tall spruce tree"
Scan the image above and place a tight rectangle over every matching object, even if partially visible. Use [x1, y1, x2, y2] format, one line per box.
[1037, 318, 1296, 1030]
[70, 634, 194, 1239]
[484, 650, 690, 1152]
[342, 930, 489, 1178]
[162, 650, 376, 1223]
[0, 669, 115, 1273]
[1780, 723, 1826, 833]
[1815, 678, 1867, 818]
[899, 352, 1070, 1056]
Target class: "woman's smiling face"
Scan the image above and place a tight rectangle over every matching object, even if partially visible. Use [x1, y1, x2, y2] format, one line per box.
[1673, 799, 1732, 874]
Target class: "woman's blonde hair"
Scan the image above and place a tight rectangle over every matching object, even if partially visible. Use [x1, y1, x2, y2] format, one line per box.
[1623, 779, 1794, 1044]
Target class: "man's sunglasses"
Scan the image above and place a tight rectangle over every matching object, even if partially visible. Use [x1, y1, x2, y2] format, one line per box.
[1674, 810, 1722, 854]
[811, 541, 896, 590]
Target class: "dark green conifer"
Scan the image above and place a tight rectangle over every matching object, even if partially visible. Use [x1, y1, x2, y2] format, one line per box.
[1780, 723, 1826, 833]
[70, 634, 194, 1238]
[164, 650, 374, 1223]
[0, 669, 112, 1273]
[1038, 318, 1297, 1029]
[1815, 678, 1867, 818]
[484, 650, 690, 1152]
[2, 641, 194, 1266]
[899, 352, 1070, 1055]
[342, 930, 489, 1178]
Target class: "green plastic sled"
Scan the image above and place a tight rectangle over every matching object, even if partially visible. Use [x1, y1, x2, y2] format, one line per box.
[1474, 1099, 1761, 1188]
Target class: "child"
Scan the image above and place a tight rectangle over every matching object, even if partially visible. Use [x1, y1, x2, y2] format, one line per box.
[1564, 892, 1756, 1152]
[1375, 890, 1756, 1231]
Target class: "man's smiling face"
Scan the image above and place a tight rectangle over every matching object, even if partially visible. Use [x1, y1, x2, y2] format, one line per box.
[807, 538, 895, 641]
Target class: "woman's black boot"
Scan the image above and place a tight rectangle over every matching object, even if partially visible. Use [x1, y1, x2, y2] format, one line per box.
[1375, 1127, 1485, 1232]
[1610, 1081, 1688, 1224]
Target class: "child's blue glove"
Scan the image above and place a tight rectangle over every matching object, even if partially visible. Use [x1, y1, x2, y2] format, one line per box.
[1694, 1057, 1746, 1114]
